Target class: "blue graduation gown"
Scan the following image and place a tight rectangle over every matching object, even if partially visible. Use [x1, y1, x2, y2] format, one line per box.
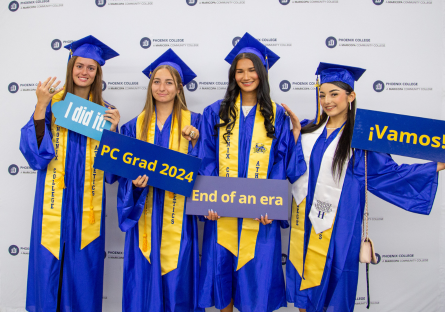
[286, 121, 439, 312]
[20, 101, 117, 312]
[197, 100, 306, 312]
[117, 112, 203, 312]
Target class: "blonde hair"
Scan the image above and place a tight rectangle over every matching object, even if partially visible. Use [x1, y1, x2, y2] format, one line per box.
[139, 65, 189, 147]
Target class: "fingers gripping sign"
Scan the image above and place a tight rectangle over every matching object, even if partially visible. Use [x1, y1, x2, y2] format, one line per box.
[103, 108, 120, 132]
[132, 175, 149, 188]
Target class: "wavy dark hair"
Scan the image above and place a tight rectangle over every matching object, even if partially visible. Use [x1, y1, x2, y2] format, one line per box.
[301, 81, 356, 179]
[214, 53, 275, 142]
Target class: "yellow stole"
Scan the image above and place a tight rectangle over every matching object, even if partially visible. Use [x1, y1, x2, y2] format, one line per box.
[41, 92, 104, 259]
[137, 109, 191, 275]
[217, 95, 276, 271]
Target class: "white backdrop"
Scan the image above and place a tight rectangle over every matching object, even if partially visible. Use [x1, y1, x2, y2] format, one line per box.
[1, 0, 444, 311]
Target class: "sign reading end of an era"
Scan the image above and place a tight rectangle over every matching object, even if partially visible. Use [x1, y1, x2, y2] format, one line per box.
[352, 109, 445, 162]
[186, 176, 290, 220]
[52, 92, 111, 141]
[93, 130, 201, 197]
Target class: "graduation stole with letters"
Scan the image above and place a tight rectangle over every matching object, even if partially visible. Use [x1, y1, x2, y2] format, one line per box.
[289, 121, 349, 290]
[137, 109, 190, 275]
[41, 92, 104, 260]
[217, 95, 276, 271]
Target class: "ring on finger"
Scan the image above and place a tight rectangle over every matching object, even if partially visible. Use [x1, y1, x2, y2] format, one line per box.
[284, 111, 290, 117]
[190, 130, 196, 139]
[48, 87, 56, 94]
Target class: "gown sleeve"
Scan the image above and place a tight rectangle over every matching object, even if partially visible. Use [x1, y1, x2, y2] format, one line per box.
[20, 103, 55, 170]
[268, 108, 306, 228]
[357, 150, 438, 215]
[198, 106, 219, 177]
[116, 121, 149, 232]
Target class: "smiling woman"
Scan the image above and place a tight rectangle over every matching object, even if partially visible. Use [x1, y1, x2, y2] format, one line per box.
[19, 35, 120, 312]
[283, 62, 444, 312]
[197, 32, 306, 312]
[116, 48, 202, 312]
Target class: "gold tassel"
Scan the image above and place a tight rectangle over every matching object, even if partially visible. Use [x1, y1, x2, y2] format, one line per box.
[89, 206, 95, 224]
[143, 233, 148, 252]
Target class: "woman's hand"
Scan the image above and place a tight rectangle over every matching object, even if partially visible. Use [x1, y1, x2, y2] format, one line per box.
[182, 125, 199, 148]
[34, 77, 64, 120]
[104, 108, 120, 132]
[204, 209, 220, 221]
[132, 175, 148, 188]
[437, 162, 445, 172]
[282, 103, 301, 144]
[255, 213, 273, 225]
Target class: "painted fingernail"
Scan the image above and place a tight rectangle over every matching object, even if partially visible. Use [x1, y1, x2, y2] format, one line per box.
[261, 215, 263, 217]
[218, 216, 221, 219]
[211, 209, 214, 212]
[208, 209, 210, 213]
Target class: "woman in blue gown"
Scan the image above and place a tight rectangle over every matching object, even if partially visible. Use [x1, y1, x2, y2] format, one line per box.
[116, 49, 202, 312]
[19, 35, 120, 312]
[197, 33, 305, 312]
[282, 62, 445, 312]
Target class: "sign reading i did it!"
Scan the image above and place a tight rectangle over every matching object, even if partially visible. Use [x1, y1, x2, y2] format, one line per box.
[93, 130, 202, 197]
[52, 92, 111, 141]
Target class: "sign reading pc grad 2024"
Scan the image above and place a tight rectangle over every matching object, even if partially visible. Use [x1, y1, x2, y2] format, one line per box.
[93, 130, 202, 197]
[351, 109, 445, 162]
[52, 92, 111, 141]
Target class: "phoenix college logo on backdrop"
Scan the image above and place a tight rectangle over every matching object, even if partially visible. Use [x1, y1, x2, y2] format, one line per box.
[9, 1, 19, 11]
[140, 37, 151, 49]
[372, 0, 384, 5]
[232, 37, 241, 47]
[9, 245, 19, 256]
[96, 0, 107, 7]
[325, 37, 337, 48]
[186, 0, 197, 6]
[8, 164, 19, 175]
[51, 39, 62, 50]
[186, 80, 198, 92]
[279, 0, 290, 5]
[8, 82, 19, 94]
[279, 80, 291, 92]
[102, 81, 107, 91]
[373, 80, 385, 92]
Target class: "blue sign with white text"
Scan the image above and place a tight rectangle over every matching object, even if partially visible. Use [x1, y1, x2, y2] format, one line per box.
[352, 109, 445, 162]
[52, 92, 111, 141]
[93, 130, 202, 197]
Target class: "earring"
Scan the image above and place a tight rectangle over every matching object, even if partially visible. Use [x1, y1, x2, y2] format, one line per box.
[349, 102, 351, 110]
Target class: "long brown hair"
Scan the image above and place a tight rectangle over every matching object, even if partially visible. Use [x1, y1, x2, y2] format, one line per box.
[301, 81, 356, 179]
[61, 55, 104, 106]
[139, 65, 189, 148]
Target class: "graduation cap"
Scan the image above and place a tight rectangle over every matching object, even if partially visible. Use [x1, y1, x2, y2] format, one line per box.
[315, 62, 366, 90]
[142, 48, 197, 85]
[64, 35, 119, 66]
[224, 32, 280, 70]
[313, 62, 366, 124]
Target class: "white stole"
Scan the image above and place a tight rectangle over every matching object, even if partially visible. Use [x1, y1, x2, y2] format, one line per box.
[292, 121, 350, 234]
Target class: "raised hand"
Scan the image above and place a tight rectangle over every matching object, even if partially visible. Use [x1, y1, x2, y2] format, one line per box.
[34, 77, 64, 120]
[281, 103, 301, 143]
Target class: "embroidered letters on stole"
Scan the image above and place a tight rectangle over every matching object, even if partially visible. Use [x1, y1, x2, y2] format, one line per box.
[137, 110, 190, 275]
[217, 95, 276, 270]
[290, 121, 349, 290]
